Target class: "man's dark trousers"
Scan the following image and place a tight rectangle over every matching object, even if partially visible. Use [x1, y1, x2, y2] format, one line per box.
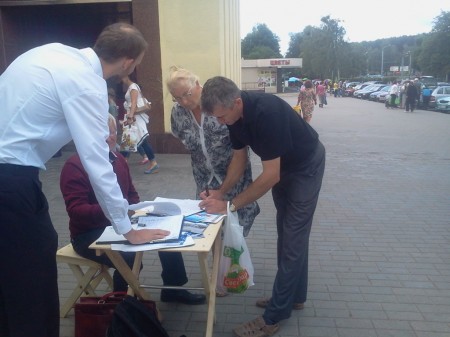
[264, 142, 325, 324]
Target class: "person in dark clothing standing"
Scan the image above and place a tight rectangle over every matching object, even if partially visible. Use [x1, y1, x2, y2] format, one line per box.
[199, 76, 325, 337]
[405, 80, 419, 112]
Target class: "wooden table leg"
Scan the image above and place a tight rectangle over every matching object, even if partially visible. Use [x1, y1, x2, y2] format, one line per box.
[103, 250, 150, 300]
[128, 251, 144, 296]
[198, 227, 223, 337]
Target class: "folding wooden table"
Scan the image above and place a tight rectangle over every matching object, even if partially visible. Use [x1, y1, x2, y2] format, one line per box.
[89, 220, 223, 337]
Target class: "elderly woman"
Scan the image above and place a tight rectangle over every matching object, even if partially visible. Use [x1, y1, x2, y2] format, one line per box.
[297, 80, 317, 123]
[166, 66, 260, 238]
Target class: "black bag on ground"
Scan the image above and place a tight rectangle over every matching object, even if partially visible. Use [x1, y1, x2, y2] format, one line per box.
[106, 295, 170, 337]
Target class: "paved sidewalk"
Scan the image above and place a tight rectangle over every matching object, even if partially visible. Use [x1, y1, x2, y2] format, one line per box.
[43, 94, 450, 337]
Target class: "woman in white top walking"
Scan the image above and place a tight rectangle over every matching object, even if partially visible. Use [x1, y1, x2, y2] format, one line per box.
[122, 75, 159, 174]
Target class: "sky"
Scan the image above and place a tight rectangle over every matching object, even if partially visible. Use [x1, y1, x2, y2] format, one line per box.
[240, 0, 450, 56]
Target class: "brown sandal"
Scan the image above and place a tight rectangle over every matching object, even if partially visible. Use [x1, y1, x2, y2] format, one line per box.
[256, 297, 304, 310]
[233, 316, 279, 337]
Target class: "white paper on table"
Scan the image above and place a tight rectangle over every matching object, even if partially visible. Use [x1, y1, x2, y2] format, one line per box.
[128, 201, 181, 215]
[96, 214, 184, 245]
[136, 214, 183, 242]
[154, 197, 202, 216]
[111, 235, 195, 252]
[96, 225, 128, 244]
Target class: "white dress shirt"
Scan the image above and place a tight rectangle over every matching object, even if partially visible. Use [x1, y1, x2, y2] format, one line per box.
[0, 43, 132, 235]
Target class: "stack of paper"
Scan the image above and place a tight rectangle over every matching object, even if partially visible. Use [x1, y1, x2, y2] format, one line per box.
[96, 197, 224, 251]
[97, 214, 184, 245]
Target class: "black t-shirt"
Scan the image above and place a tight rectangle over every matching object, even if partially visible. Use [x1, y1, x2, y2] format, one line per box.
[228, 91, 319, 172]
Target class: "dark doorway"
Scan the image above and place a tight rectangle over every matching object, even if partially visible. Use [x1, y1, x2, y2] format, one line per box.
[0, 2, 132, 69]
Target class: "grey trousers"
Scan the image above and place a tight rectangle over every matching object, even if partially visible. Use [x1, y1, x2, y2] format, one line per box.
[264, 141, 325, 324]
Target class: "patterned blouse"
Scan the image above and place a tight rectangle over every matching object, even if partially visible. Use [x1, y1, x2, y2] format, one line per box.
[298, 89, 317, 117]
[171, 103, 260, 236]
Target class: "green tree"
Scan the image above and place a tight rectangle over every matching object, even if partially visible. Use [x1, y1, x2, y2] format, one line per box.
[320, 16, 346, 81]
[249, 11, 450, 81]
[286, 17, 347, 80]
[285, 32, 302, 58]
[246, 46, 279, 59]
[241, 23, 282, 59]
[298, 26, 329, 79]
[416, 11, 450, 78]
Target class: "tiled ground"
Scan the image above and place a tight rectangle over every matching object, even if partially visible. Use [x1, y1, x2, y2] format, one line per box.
[42, 94, 450, 337]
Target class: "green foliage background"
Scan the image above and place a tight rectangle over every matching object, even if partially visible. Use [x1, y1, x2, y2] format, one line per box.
[241, 12, 450, 81]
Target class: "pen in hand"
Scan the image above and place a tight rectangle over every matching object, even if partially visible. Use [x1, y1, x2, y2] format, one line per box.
[205, 186, 210, 197]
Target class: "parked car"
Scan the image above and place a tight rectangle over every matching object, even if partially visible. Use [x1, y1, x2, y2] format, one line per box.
[435, 95, 450, 112]
[362, 81, 384, 85]
[429, 86, 450, 109]
[351, 84, 374, 96]
[369, 85, 391, 101]
[354, 84, 386, 99]
[344, 83, 368, 97]
[345, 81, 360, 89]
[353, 84, 376, 98]
[378, 91, 390, 103]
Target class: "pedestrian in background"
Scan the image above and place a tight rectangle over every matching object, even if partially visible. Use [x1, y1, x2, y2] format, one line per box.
[333, 81, 339, 97]
[386, 81, 399, 108]
[122, 74, 159, 174]
[297, 80, 317, 123]
[316, 81, 327, 108]
[405, 80, 419, 112]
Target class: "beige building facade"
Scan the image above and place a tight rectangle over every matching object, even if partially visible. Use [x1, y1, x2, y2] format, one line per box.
[158, 0, 241, 143]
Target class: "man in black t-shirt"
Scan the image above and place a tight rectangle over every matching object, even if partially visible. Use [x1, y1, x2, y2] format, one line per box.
[199, 76, 326, 336]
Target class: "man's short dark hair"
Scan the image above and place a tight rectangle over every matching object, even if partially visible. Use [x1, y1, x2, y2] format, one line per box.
[201, 76, 240, 114]
[93, 22, 148, 63]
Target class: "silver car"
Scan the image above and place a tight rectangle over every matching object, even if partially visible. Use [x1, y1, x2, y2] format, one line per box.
[429, 86, 450, 109]
[436, 95, 450, 112]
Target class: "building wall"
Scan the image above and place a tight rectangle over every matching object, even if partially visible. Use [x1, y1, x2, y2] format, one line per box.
[158, 0, 240, 132]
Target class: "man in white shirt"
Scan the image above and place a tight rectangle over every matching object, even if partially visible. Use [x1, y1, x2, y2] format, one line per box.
[0, 23, 168, 337]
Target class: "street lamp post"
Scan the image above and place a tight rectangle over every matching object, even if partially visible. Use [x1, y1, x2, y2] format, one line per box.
[406, 51, 412, 77]
[401, 54, 405, 79]
[366, 56, 369, 76]
[381, 45, 390, 76]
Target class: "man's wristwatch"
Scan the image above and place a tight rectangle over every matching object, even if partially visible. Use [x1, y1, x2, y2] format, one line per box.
[229, 201, 237, 212]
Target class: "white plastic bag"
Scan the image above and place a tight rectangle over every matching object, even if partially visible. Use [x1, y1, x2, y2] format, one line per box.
[217, 202, 254, 294]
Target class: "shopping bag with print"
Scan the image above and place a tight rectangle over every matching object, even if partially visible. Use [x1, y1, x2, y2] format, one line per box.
[120, 123, 138, 152]
[217, 202, 254, 294]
